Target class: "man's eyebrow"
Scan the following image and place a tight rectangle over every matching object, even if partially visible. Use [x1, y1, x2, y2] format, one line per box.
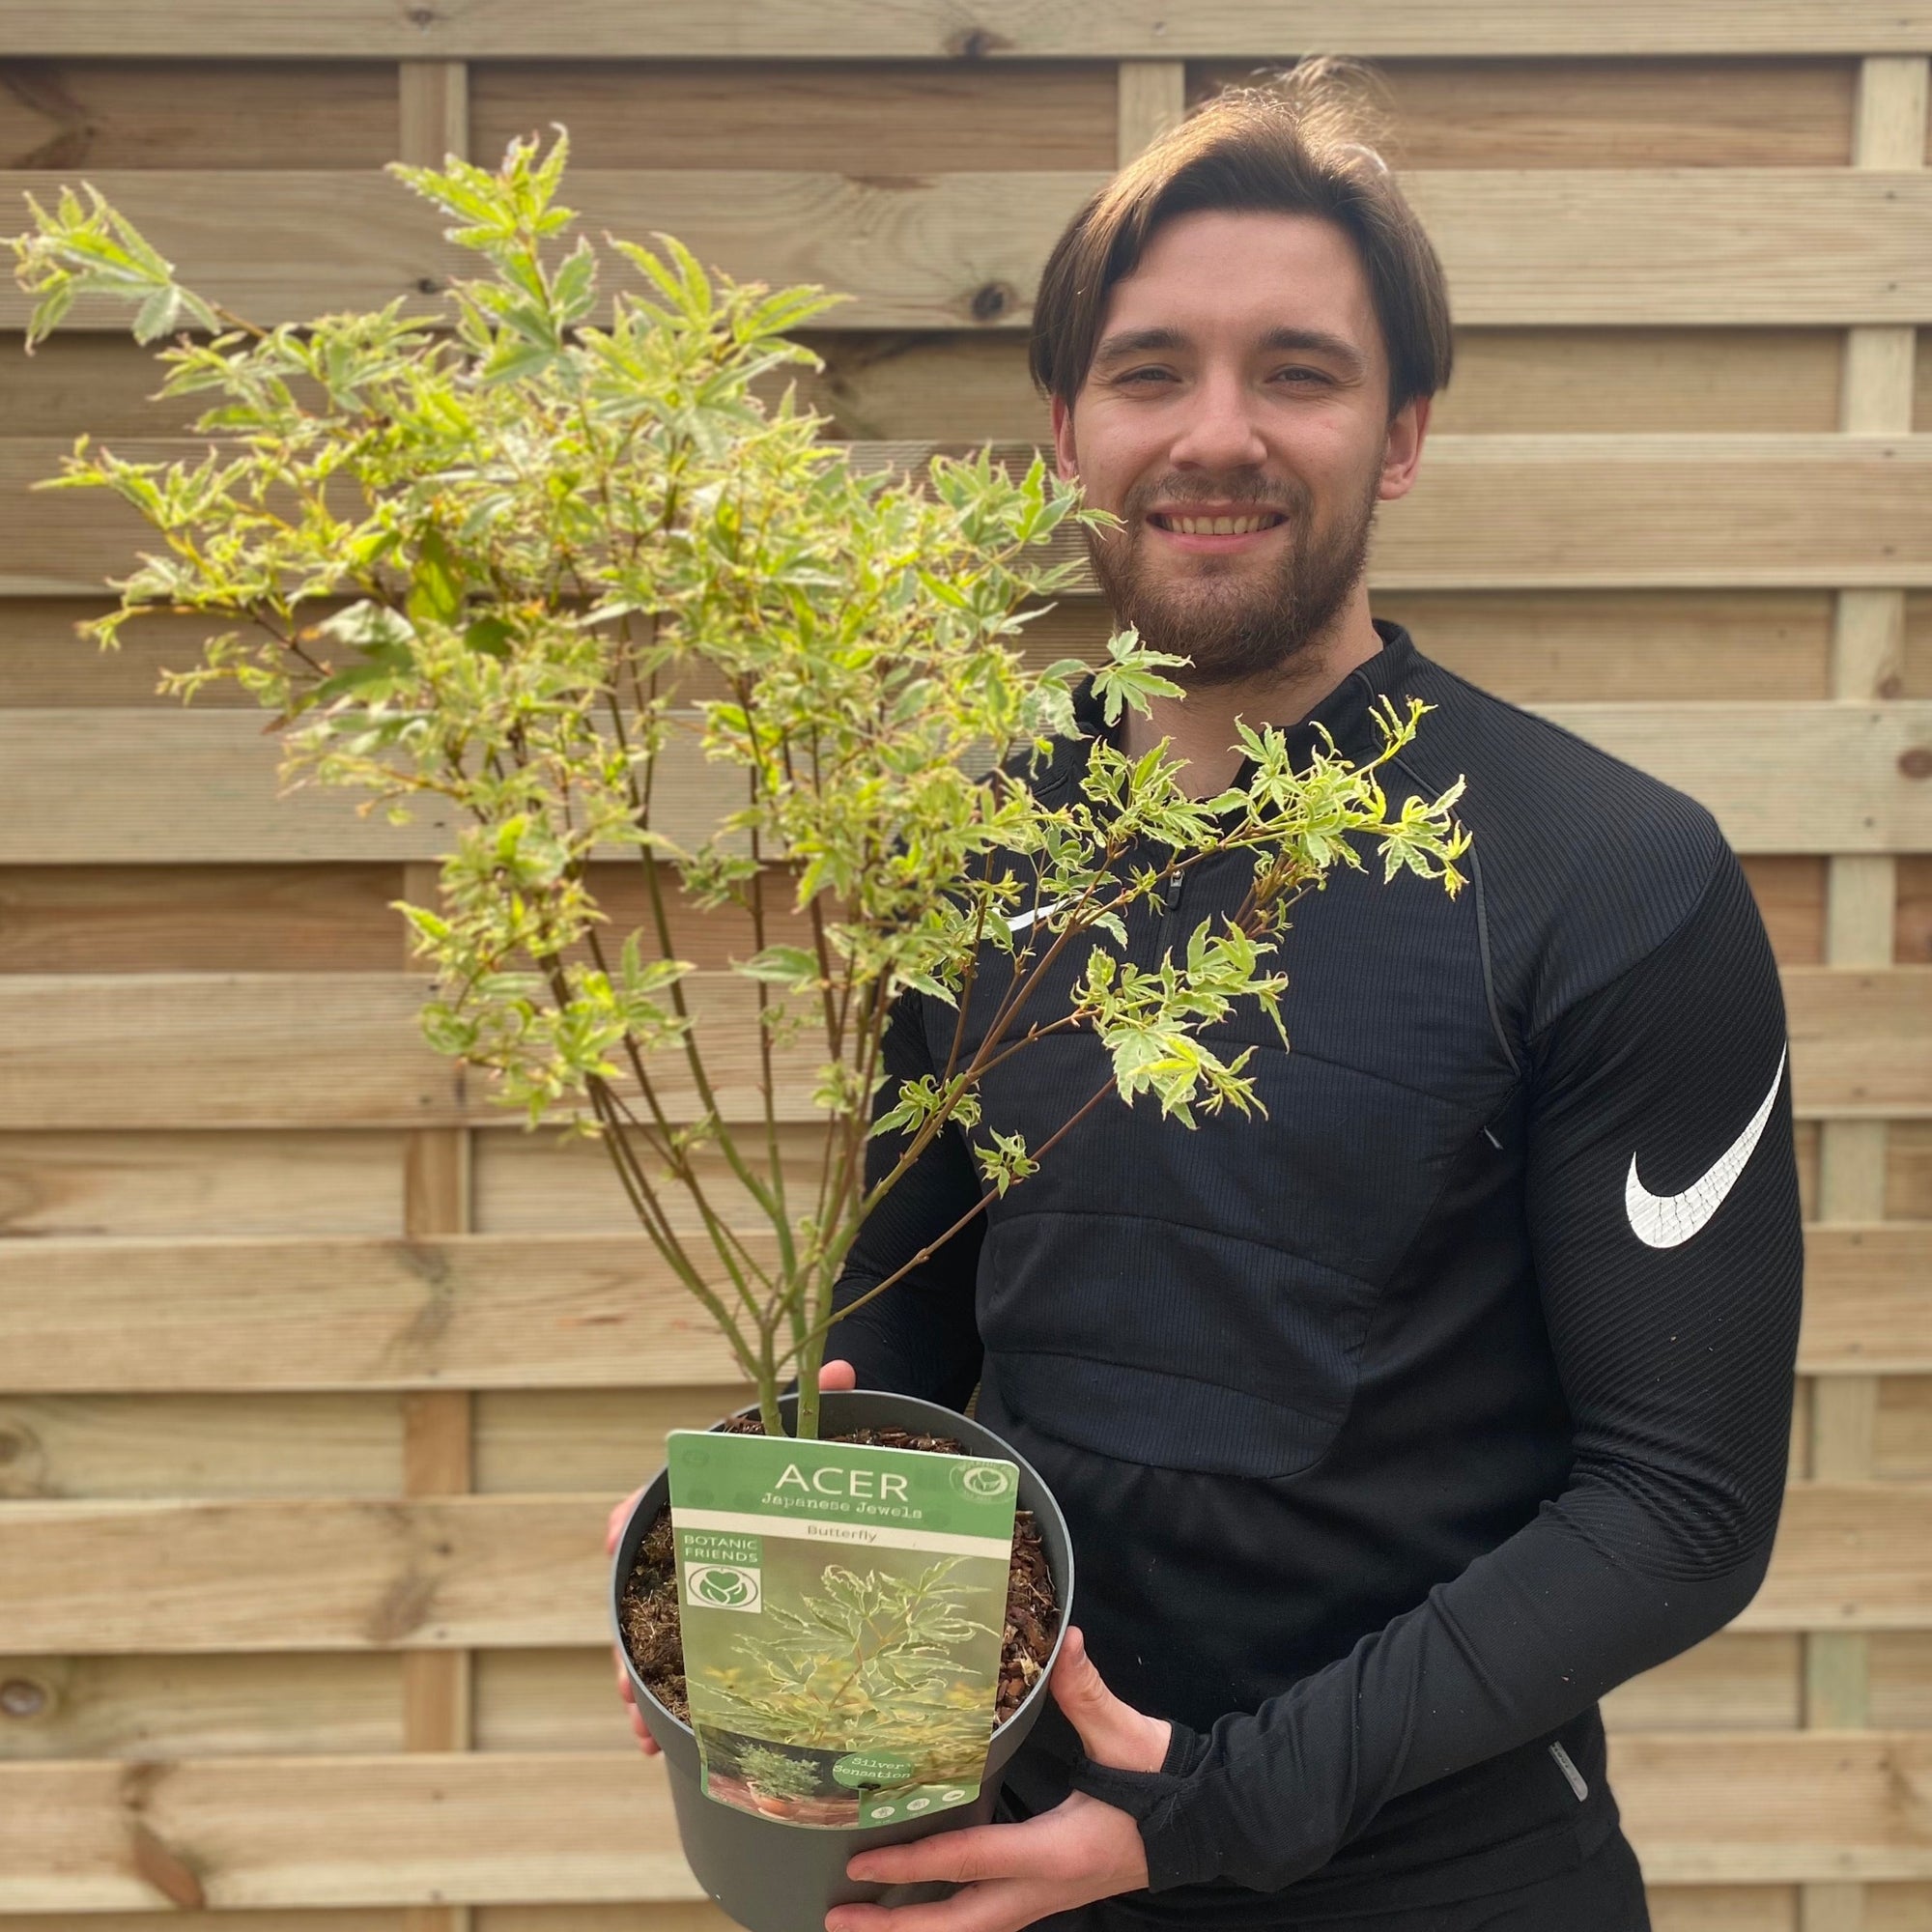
[1091, 327, 1190, 367]
[1090, 325, 1368, 376]
[1258, 327, 1367, 375]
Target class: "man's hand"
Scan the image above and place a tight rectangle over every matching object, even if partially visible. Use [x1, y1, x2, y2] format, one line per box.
[824, 1626, 1171, 1932]
[609, 1360, 859, 1754]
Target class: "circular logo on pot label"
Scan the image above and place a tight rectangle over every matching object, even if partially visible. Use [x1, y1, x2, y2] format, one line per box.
[685, 1563, 761, 1612]
[832, 1750, 915, 1791]
[862, 1783, 978, 1824]
[950, 1460, 1016, 1502]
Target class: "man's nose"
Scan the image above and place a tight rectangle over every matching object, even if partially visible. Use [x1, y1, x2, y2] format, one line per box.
[1166, 372, 1269, 472]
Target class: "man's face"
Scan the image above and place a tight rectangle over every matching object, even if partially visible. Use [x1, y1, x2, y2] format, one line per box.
[1052, 209, 1428, 687]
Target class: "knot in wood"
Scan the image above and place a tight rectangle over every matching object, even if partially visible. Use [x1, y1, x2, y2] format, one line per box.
[406, 6, 441, 28]
[0, 1677, 47, 1719]
[1899, 746, 1932, 781]
[414, 276, 444, 296]
[970, 281, 1017, 325]
[948, 26, 1014, 59]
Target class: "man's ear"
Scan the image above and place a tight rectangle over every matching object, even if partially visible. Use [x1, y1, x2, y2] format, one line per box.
[1378, 394, 1430, 503]
[1051, 392, 1078, 481]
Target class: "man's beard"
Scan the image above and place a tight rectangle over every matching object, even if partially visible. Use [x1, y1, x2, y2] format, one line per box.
[1085, 460, 1381, 689]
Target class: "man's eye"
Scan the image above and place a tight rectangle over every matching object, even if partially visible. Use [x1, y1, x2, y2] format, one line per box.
[1118, 367, 1175, 385]
[1275, 367, 1330, 385]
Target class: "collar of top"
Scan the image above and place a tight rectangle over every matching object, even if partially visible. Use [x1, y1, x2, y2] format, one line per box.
[1039, 618, 1419, 801]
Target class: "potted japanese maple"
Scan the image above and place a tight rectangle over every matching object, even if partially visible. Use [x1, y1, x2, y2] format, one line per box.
[11, 134, 1468, 1932]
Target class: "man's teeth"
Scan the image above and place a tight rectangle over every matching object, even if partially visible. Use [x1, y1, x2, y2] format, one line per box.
[1162, 515, 1278, 534]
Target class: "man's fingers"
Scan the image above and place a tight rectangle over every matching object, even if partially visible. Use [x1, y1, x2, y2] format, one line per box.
[606, 1485, 646, 1555]
[1050, 1626, 1170, 1774]
[846, 1816, 1065, 1889]
[826, 1877, 1052, 1932]
[820, 1358, 857, 1390]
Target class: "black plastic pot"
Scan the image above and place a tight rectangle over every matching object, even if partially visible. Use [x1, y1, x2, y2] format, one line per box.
[610, 1388, 1076, 1932]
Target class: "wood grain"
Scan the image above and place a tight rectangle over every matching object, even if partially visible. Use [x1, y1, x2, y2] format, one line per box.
[0, 1387, 743, 1498]
[4, 3, 1931, 58]
[7, 697, 1932, 865]
[735, 327, 1850, 443]
[0, 1483, 1921, 1652]
[2, 171, 1930, 333]
[0, 1750, 696, 1910]
[1804, 1228, 1932, 1372]
[0, 1129, 406, 1239]
[0, 1234, 767, 1390]
[471, 61, 1117, 171]
[1192, 58, 1859, 169]
[13, 434, 1932, 597]
[5, 1224, 1924, 1394]
[0, 1740, 1929, 1910]
[0, 964, 1920, 1130]
[0, 59, 399, 170]
[0, 865, 404, 971]
[0, 1495, 616, 1651]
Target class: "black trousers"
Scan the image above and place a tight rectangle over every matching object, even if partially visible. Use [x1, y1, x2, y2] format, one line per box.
[1032, 1829, 1651, 1932]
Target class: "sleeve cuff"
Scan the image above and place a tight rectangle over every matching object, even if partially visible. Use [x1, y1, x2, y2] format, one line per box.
[1065, 1720, 1228, 1891]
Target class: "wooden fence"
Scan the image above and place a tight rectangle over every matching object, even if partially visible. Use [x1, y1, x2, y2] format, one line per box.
[1, 7, 1931, 1929]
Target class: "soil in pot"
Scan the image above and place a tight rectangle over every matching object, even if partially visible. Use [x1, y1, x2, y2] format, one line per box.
[618, 1418, 1063, 1730]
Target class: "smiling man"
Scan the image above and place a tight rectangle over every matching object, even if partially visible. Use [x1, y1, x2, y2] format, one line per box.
[613, 63, 1804, 1932]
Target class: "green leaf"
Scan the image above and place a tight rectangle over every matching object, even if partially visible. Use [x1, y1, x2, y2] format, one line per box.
[406, 526, 464, 627]
[739, 945, 820, 986]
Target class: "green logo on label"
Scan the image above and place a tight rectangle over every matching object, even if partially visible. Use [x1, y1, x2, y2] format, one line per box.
[686, 1563, 761, 1612]
[863, 1782, 977, 1823]
[951, 1460, 1017, 1502]
[832, 1750, 915, 1790]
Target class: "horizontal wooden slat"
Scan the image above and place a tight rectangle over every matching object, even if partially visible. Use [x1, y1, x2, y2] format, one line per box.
[6, 701, 1932, 864]
[3, 589, 1841, 714]
[4, 3, 1931, 58]
[5, 1222, 1925, 1393]
[0, 711, 730, 862]
[14, 435, 1932, 596]
[0, 964, 1921, 1129]
[0, 1129, 407, 1239]
[0, 1495, 609, 1651]
[1803, 1227, 1932, 1373]
[0, 972, 839, 1128]
[0, 965, 1923, 1129]
[1785, 969, 1932, 1115]
[3, 327, 1852, 449]
[2, 171, 1930, 332]
[470, 61, 1117, 172]
[1737, 1485, 1932, 1634]
[0, 60, 402, 171]
[1881, 1378, 1932, 1480]
[0, 1651, 404, 1759]
[0, 1387, 746, 1498]
[0, 1737, 1928, 1910]
[1610, 1733, 1932, 1884]
[0, 1235, 753, 1391]
[1602, 1633, 1803, 1733]
[800, 329, 1850, 443]
[1195, 58, 1859, 171]
[0, 1628, 1837, 1760]
[0, 1482, 1920, 1652]
[0, 1750, 693, 1910]
[1545, 706, 1932, 856]
[0, 863, 405, 971]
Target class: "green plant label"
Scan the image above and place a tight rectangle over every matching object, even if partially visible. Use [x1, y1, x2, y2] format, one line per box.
[668, 1429, 1020, 1830]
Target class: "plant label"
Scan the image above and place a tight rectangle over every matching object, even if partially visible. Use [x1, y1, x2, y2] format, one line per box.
[668, 1430, 1021, 1829]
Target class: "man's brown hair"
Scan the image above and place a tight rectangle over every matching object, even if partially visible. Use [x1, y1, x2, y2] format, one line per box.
[1028, 59, 1453, 418]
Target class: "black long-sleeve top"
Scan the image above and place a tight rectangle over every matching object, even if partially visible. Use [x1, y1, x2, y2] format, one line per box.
[830, 624, 1803, 1920]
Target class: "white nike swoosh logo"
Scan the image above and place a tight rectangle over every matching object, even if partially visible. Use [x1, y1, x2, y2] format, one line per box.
[1624, 1046, 1787, 1249]
[1007, 895, 1071, 935]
